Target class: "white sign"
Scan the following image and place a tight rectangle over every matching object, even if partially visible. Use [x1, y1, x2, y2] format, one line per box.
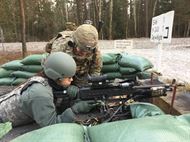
[114, 40, 133, 49]
[150, 11, 174, 43]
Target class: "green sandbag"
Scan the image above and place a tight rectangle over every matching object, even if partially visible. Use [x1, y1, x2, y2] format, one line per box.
[88, 114, 190, 142]
[0, 122, 12, 139]
[12, 78, 27, 85]
[0, 68, 13, 78]
[11, 123, 84, 142]
[177, 113, 190, 124]
[11, 71, 36, 79]
[103, 72, 122, 80]
[21, 65, 43, 73]
[101, 63, 120, 73]
[0, 77, 15, 86]
[119, 67, 137, 75]
[121, 71, 151, 80]
[21, 54, 48, 65]
[10, 113, 190, 142]
[102, 53, 121, 64]
[130, 102, 165, 118]
[119, 54, 153, 71]
[1, 60, 23, 70]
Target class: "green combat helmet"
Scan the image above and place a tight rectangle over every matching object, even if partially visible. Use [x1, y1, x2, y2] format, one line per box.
[72, 24, 98, 53]
[43, 52, 76, 81]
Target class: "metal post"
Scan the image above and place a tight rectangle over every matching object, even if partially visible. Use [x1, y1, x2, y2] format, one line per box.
[170, 79, 177, 114]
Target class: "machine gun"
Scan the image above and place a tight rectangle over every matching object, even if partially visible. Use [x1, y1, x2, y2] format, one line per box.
[53, 75, 173, 125]
[54, 75, 172, 102]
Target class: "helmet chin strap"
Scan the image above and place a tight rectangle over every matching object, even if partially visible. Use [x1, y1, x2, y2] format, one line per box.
[47, 77, 65, 91]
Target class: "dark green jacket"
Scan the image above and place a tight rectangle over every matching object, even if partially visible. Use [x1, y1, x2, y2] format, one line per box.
[19, 82, 76, 127]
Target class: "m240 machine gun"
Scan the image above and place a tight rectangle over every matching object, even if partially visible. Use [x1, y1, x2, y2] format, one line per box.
[54, 75, 174, 125]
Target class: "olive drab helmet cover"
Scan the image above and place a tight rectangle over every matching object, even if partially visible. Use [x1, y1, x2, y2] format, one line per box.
[42, 52, 76, 81]
[72, 24, 98, 52]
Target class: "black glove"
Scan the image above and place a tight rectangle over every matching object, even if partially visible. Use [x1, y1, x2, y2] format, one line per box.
[71, 100, 98, 114]
[67, 85, 79, 99]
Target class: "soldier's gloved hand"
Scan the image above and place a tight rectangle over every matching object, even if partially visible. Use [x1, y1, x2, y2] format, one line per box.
[71, 101, 97, 114]
[67, 85, 79, 99]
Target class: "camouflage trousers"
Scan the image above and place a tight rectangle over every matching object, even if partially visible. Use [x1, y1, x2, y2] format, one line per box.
[0, 92, 33, 127]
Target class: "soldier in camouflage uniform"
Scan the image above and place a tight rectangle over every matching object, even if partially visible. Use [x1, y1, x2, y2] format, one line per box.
[65, 22, 77, 31]
[84, 20, 93, 25]
[0, 52, 97, 127]
[45, 24, 102, 87]
[45, 22, 77, 53]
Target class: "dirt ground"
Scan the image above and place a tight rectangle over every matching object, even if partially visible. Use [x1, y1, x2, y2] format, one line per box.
[0, 39, 190, 141]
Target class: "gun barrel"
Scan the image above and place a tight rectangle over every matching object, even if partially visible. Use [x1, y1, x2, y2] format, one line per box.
[133, 84, 170, 89]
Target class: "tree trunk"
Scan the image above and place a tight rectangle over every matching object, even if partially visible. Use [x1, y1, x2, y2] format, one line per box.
[76, 0, 82, 24]
[145, 0, 149, 37]
[98, 0, 102, 22]
[153, 0, 158, 17]
[133, 0, 137, 37]
[65, 1, 68, 22]
[108, 0, 113, 40]
[76, 0, 85, 25]
[125, 0, 129, 39]
[18, 0, 27, 57]
[138, 0, 142, 37]
[186, 20, 190, 37]
[93, 0, 97, 26]
[12, 5, 18, 41]
[85, 0, 90, 20]
[98, 0, 103, 39]
[129, 0, 134, 37]
[0, 26, 5, 52]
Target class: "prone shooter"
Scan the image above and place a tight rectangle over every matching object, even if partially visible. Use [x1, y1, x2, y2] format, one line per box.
[53, 75, 175, 125]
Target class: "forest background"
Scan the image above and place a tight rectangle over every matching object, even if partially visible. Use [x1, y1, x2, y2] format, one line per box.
[0, 0, 190, 43]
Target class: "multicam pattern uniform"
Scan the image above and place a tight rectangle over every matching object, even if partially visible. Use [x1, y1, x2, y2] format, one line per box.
[46, 31, 102, 86]
[0, 77, 51, 126]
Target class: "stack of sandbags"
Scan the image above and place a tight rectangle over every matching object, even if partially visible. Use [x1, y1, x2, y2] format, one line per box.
[118, 54, 153, 79]
[0, 68, 14, 85]
[18, 54, 46, 76]
[10, 113, 190, 142]
[0, 54, 48, 86]
[101, 53, 153, 80]
[0, 60, 24, 86]
[101, 53, 122, 80]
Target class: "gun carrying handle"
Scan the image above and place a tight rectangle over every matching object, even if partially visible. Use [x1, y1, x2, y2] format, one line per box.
[88, 74, 108, 82]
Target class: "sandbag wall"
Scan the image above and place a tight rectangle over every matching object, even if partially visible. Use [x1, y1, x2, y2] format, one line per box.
[0, 54, 47, 86]
[10, 113, 190, 142]
[101, 53, 153, 80]
[0, 53, 153, 86]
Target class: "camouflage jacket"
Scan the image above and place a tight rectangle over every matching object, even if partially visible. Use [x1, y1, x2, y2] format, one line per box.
[46, 31, 102, 86]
